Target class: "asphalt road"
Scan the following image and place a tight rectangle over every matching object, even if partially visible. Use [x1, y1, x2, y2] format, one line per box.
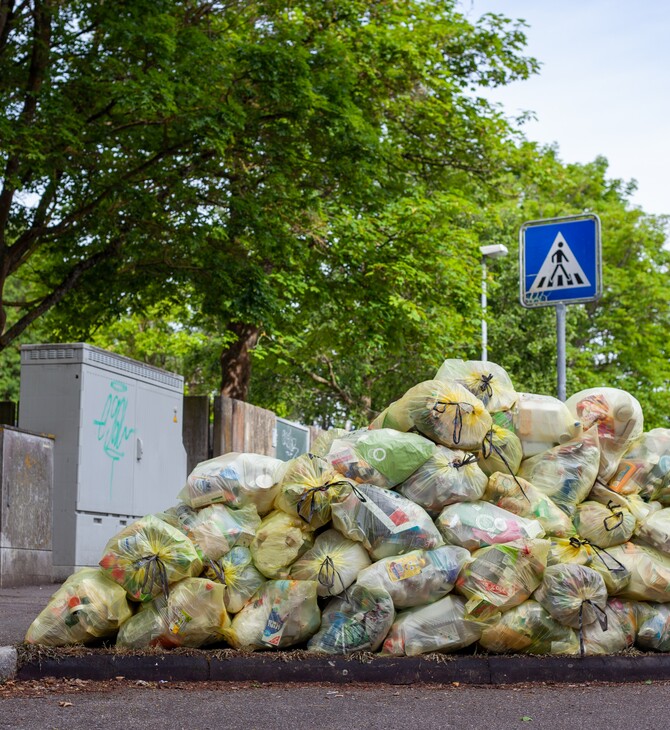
[0, 679, 668, 730]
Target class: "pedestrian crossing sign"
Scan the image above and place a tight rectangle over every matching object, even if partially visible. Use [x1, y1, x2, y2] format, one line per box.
[519, 214, 601, 308]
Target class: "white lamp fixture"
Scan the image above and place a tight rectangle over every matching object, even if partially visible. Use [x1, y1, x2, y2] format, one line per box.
[480, 244, 509, 362]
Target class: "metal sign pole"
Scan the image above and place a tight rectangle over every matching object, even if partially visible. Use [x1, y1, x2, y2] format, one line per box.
[556, 302, 567, 401]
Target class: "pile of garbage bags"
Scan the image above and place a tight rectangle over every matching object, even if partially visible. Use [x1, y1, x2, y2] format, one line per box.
[26, 358, 670, 657]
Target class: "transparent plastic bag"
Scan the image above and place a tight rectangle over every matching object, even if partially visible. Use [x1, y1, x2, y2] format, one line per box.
[636, 508, 670, 555]
[478, 425, 523, 478]
[434, 359, 518, 413]
[517, 426, 600, 517]
[382, 594, 484, 656]
[534, 564, 608, 629]
[288, 529, 372, 597]
[483, 472, 575, 538]
[608, 428, 670, 503]
[249, 510, 315, 579]
[371, 379, 492, 450]
[165, 503, 260, 561]
[607, 542, 670, 602]
[116, 577, 229, 649]
[455, 538, 551, 619]
[479, 600, 579, 656]
[330, 483, 443, 560]
[325, 428, 436, 488]
[572, 500, 635, 548]
[581, 598, 638, 655]
[204, 547, 266, 614]
[25, 568, 133, 646]
[310, 428, 349, 457]
[99, 514, 203, 602]
[436, 501, 544, 552]
[566, 387, 644, 483]
[274, 454, 354, 528]
[356, 545, 471, 609]
[307, 584, 395, 654]
[397, 446, 488, 517]
[178, 452, 283, 514]
[636, 602, 670, 652]
[223, 580, 320, 650]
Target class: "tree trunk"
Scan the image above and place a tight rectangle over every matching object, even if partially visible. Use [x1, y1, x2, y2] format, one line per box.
[220, 322, 260, 401]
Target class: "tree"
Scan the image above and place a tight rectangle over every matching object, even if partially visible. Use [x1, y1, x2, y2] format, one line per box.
[486, 144, 670, 428]
[1, 0, 538, 402]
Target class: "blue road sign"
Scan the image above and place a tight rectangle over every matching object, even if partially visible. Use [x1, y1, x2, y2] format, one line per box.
[519, 214, 601, 308]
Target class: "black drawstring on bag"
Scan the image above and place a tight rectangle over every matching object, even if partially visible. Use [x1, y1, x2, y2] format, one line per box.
[603, 500, 625, 532]
[135, 554, 170, 601]
[317, 555, 349, 599]
[296, 480, 352, 523]
[207, 558, 226, 586]
[432, 400, 473, 445]
[479, 373, 494, 400]
[578, 600, 609, 658]
[452, 453, 478, 469]
[481, 428, 529, 502]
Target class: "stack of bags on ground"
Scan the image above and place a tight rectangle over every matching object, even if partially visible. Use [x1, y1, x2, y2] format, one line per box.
[26, 359, 670, 656]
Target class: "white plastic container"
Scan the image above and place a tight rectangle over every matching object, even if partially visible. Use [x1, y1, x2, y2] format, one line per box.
[513, 392, 582, 457]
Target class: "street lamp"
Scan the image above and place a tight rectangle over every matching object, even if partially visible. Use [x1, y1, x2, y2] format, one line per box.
[479, 243, 509, 362]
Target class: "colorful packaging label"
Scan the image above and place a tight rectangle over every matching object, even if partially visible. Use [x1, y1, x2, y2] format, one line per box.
[169, 609, 192, 635]
[262, 605, 287, 647]
[386, 554, 424, 582]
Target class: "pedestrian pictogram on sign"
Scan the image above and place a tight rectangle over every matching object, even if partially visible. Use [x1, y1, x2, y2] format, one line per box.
[529, 232, 591, 294]
[520, 214, 601, 308]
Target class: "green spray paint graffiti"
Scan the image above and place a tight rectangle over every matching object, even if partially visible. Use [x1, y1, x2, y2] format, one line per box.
[93, 380, 135, 497]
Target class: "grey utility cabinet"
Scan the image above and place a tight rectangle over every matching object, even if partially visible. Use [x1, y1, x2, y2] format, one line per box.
[19, 343, 186, 580]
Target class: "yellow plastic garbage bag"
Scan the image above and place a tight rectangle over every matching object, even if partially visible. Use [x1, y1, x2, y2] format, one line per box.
[116, 577, 229, 649]
[483, 472, 575, 538]
[273, 454, 354, 528]
[356, 545, 471, 609]
[436, 501, 544, 552]
[503, 392, 583, 459]
[581, 598, 638, 655]
[608, 428, 670, 503]
[25, 568, 133, 646]
[573, 500, 635, 548]
[165, 503, 261, 561]
[288, 528, 372, 597]
[310, 428, 349, 457]
[325, 428, 436, 488]
[566, 387, 644, 483]
[307, 584, 395, 654]
[382, 594, 485, 656]
[397, 446, 488, 517]
[99, 515, 203, 602]
[455, 538, 550, 620]
[534, 564, 608, 630]
[478, 425, 523, 478]
[178, 452, 283, 515]
[434, 358, 518, 413]
[517, 426, 600, 517]
[371, 380, 492, 450]
[250, 510, 315, 579]
[607, 542, 670, 602]
[223, 580, 320, 650]
[479, 600, 579, 656]
[330, 483, 443, 560]
[204, 547, 266, 614]
[588, 480, 660, 524]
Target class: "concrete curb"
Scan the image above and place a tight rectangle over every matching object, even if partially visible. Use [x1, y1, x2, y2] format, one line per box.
[12, 650, 670, 685]
[0, 646, 18, 682]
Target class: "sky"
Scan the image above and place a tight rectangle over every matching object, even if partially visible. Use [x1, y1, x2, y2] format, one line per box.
[463, 0, 670, 217]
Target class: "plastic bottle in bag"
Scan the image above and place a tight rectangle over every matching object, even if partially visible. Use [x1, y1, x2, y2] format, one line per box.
[608, 428, 670, 503]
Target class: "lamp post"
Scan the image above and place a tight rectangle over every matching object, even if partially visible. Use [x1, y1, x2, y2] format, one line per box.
[479, 244, 509, 362]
